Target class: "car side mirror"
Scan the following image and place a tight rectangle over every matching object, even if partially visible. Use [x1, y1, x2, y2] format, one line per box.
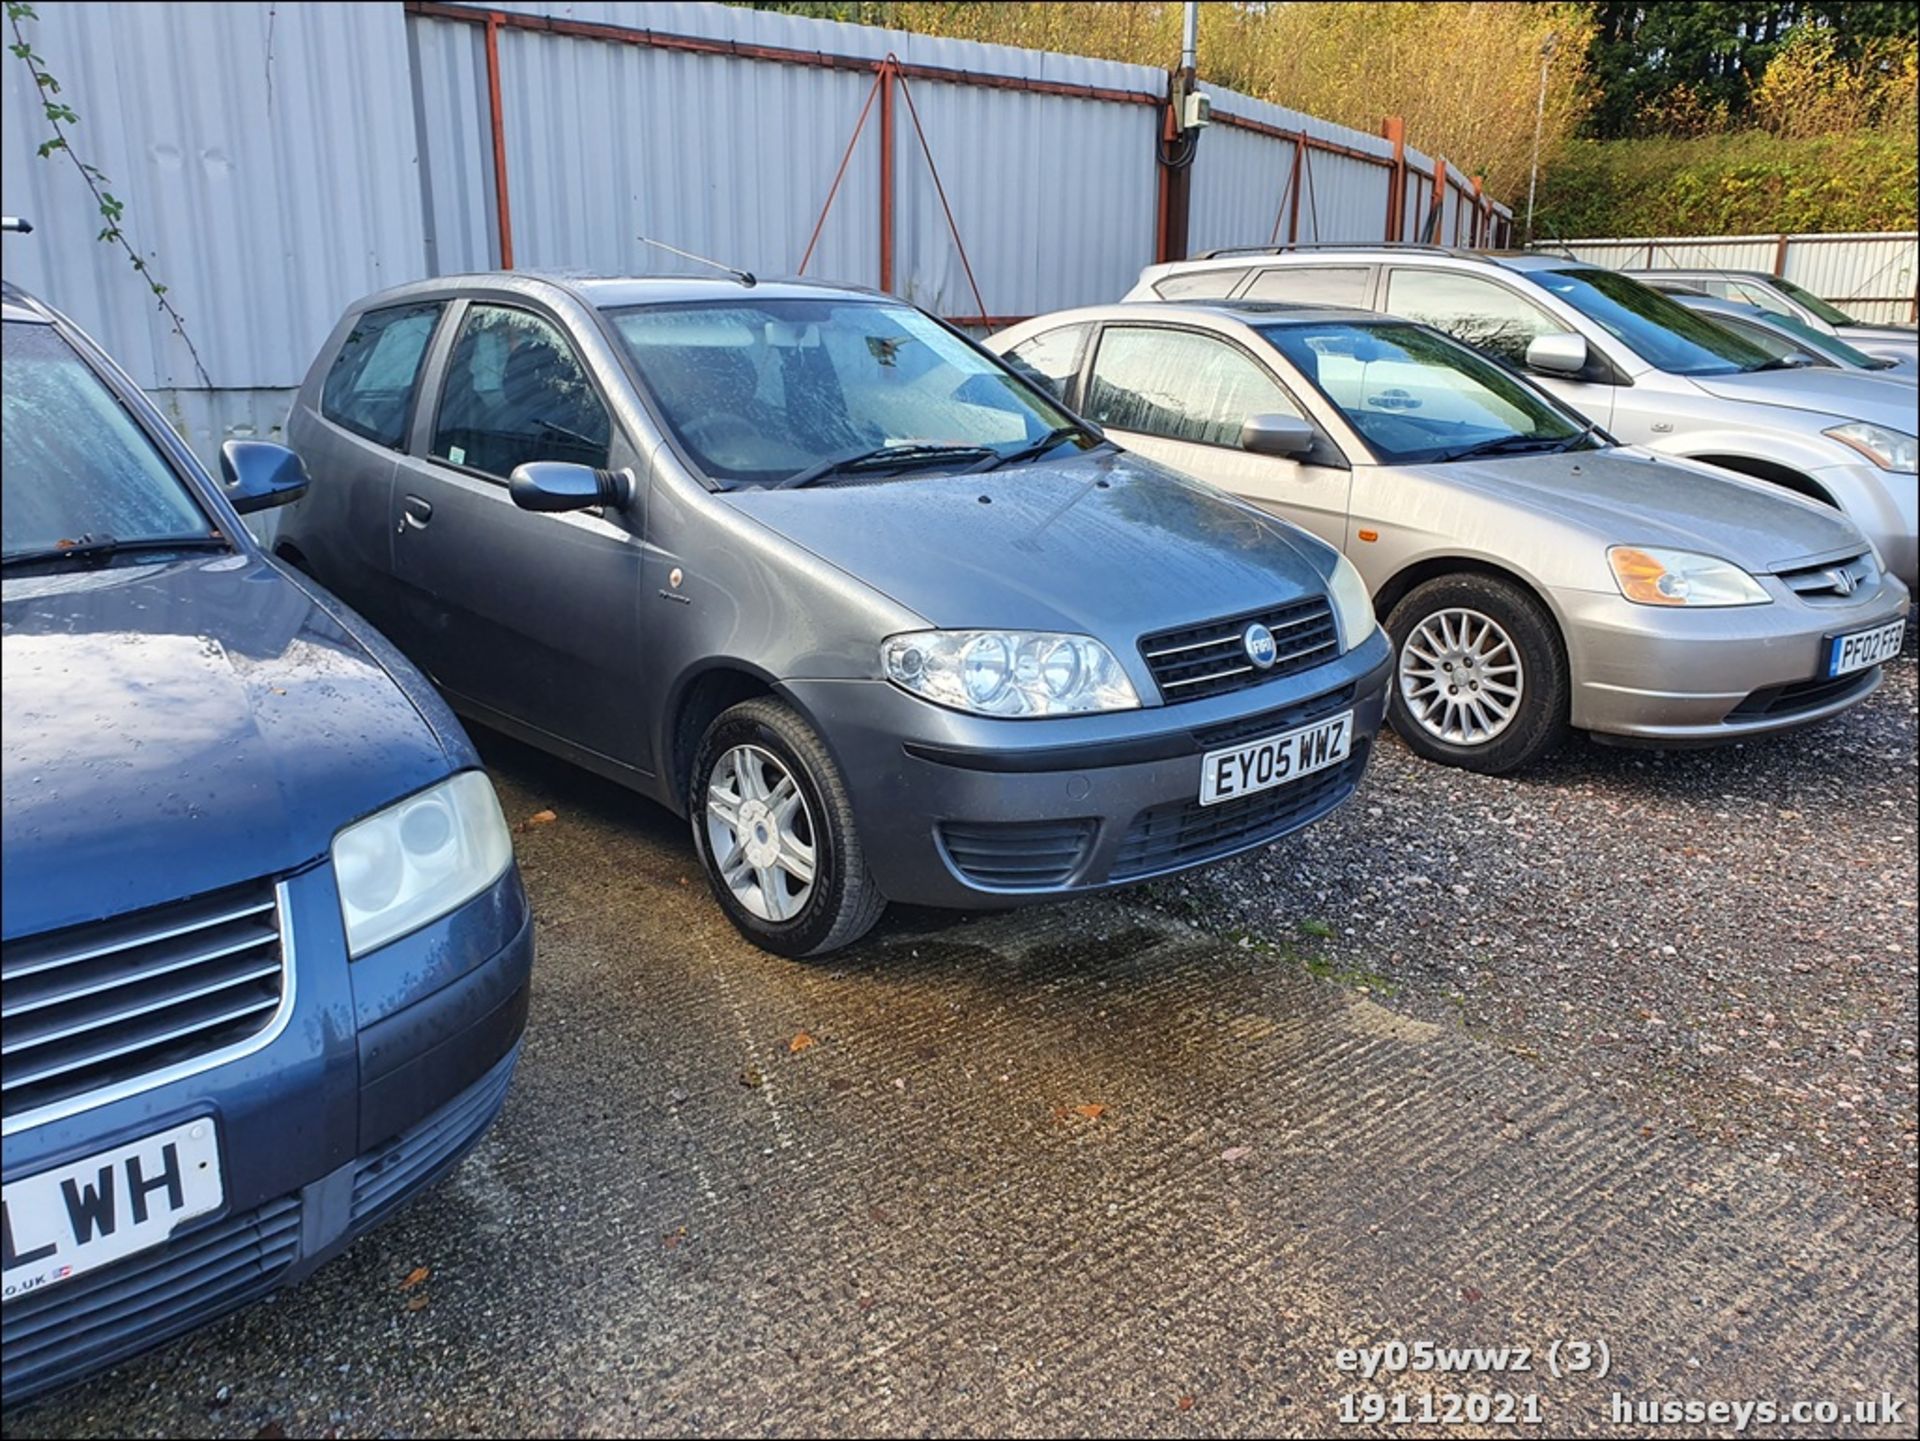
[1240, 412, 1317, 459]
[508, 461, 633, 513]
[1525, 332, 1589, 377]
[219, 440, 310, 515]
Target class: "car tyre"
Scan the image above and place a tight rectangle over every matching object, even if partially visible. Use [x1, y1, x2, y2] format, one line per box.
[1384, 574, 1568, 775]
[690, 698, 886, 957]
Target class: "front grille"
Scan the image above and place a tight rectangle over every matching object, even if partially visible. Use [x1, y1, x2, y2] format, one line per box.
[939, 818, 1097, 889]
[1140, 597, 1339, 703]
[1109, 742, 1368, 882]
[1191, 684, 1356, 751]
[1775, 551, 1878, 602]
[351, 1046, 521, 1232]
[1728, 669, 1877, 719]
[0, 1194, 300, 1400]
[2, 880, 286, 1121]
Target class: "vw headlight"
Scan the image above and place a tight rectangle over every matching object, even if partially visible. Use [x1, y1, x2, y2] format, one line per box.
[331, 771, 514, 956]
[1824, 422, 1918, 474]
[1607, 546, 1770, 607]
[1327, 552, 1377, 651]
[881, 630, 1141, 717]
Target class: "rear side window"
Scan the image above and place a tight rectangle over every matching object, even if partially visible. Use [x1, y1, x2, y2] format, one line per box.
[1244, 266, 1371, 307]
[1086, 325, 1300, 447]
[432, 305, 610, 478]
[320, 303, 441, 449]
[1004, 324, 1090, 400]
[1154, 268, 1248, 300]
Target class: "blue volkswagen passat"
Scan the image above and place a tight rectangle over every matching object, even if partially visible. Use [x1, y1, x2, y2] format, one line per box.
[0, 279, 534, 1401]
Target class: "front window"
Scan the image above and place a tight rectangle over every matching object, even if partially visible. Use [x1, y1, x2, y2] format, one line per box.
[3, 321, 216, 563]
[432, 304, 611, 478]
[1529, 268, 1776, 376]
[608, 298, 1082, 488]
[1384, 269, 1562, 368]
[1260, 320, 1590, 466]
[1769, 275, 1858, 327]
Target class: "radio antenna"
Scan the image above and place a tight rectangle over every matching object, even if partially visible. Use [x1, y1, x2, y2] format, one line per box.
[638, 235, 755, 287]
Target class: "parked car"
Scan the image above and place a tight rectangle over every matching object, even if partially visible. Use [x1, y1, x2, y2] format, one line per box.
[1, 279, 533, 1401]
[1624, 267, 1919, 366]
[276, 274, 1392, 956]
[989, 302, 1909, 773]
[1124, 248, 1919, 591]
[1664, 290, 1917, 383]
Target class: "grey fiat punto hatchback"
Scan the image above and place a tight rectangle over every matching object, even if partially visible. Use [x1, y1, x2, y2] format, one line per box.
[279, 274, 1390, 955]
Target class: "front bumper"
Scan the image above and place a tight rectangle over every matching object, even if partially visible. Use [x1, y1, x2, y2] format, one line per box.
[1, 867, 534, 1405]
[785, 627, 1394, 909]
[1558, 576, 1910, 742]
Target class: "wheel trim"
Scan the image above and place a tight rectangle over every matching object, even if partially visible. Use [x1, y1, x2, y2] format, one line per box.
[1398, 606, 1526, 746]
[705, 744, 817, 923]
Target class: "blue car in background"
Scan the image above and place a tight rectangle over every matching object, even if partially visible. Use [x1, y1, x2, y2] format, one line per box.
[0, 276, 535, 1402]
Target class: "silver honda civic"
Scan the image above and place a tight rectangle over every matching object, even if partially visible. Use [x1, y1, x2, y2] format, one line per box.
[274, 275, 1393, 956]
[990, 301, 1910, 774]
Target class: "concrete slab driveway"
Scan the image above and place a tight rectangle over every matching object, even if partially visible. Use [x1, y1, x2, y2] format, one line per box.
[8, 734, 1917, 1439]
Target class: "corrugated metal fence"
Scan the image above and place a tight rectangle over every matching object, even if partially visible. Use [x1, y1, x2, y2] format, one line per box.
[2, 0, 1508, 464]
[1557, 232, 1919, 326]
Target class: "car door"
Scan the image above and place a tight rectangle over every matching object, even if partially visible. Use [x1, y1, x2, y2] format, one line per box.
[391, 298, 651, 771]
[1379, 267, 1616, 431]
[1081, 322, 1352, 549]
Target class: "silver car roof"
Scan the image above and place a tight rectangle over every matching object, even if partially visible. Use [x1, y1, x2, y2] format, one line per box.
[335, 270, 892, 316]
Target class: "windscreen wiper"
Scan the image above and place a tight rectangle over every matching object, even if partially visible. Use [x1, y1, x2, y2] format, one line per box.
[1432, 435, 1568, 463]
[1552, 419, 1605, 453]
[967, 425, 1096, 473]
[0, 532, 228, 570]
[775, 442, 997, 491]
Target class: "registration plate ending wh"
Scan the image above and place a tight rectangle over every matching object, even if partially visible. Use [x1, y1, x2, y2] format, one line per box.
[1199, 710, 1353, 807]
[2, 1119, 223, 1304]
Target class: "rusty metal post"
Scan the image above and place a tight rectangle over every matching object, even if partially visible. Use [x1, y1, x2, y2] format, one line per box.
[1772, 233, 1790, 277]
[1286, 134, 1304, 245]
[1470, 176, 1484, 247]
[485, 12, 514, 269]
[1382, 116, 1405, 241]
[878, 58, 896, 293]
[1159, 84, 1194, 261]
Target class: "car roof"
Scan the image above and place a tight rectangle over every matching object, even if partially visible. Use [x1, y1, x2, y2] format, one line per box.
[1010, 299, 1389, 332]
[1624, 267, 1774, 281]
[338, 270, 890, 316]
[1165, 245, 1593, 275]
[1, 278, 54, 325]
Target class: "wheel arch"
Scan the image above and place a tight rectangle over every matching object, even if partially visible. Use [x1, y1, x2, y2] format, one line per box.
[1685, 454, 1839, 510]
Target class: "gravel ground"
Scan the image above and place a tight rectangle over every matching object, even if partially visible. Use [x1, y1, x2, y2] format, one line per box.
[1152, 613, 1919, 1219]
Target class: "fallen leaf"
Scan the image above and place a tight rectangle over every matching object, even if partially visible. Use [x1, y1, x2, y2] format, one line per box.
[663, 1227, 687, 1251]
[1461, 1285, 1484, 1302]
[789, 1031, 817, 1054]
[740, 1066, 764, 1089]
[1219, 1145, 1252, 1163]
[405, 1294, 430, 1312]
[399, 1266, 430, 1291]
[1177, 1395, 1195, 1412]
[514, 808, 558, 833]
[255, 1426, 288, 1441]
[1073, 1103, 1106, 1120]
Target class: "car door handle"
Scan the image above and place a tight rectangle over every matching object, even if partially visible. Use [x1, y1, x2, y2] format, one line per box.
[401, 494, 433, 530]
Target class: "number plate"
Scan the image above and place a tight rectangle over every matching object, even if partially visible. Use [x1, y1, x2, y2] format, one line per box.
[1199, 711, 1353, 807]
[1, 1120, 223, 1304]
[1826, 618, 1905, 678]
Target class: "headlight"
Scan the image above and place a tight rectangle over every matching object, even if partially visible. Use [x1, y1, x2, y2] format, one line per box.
[331, 771, 514, 956]
[1607, 546, 1770, 607]
[1824, 422, 1918, 473]
[1326, 552, 1376, 651]
[881, 630, 1141, 716]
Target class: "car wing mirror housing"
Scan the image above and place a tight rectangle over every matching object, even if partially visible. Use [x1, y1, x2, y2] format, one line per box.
[1240, 412, 1317, 459]
[509, 461, 634, 513]
[220, 440, 311, 515]
[1526, 332, 1590, 377]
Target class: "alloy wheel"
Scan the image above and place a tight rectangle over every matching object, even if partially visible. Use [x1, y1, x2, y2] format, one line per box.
[1397, 607, 1526, 746]
[705, 744, 817, 923]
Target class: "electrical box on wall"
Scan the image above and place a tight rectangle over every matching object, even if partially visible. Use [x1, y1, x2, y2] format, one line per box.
[1183, 90, 1212, 130]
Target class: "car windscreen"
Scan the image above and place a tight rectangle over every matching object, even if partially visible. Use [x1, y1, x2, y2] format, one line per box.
[1746, 307, 1890, 368]
[1258, 320, 1591, 466]
[1529, 268, 1778, 376]
[3, 321, 215, 562]
[606, 298, 1083, 488]
[1771, 275, 1857, 327]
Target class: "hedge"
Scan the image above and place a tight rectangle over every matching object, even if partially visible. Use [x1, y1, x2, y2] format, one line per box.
[1532, 131, 1917, 239]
